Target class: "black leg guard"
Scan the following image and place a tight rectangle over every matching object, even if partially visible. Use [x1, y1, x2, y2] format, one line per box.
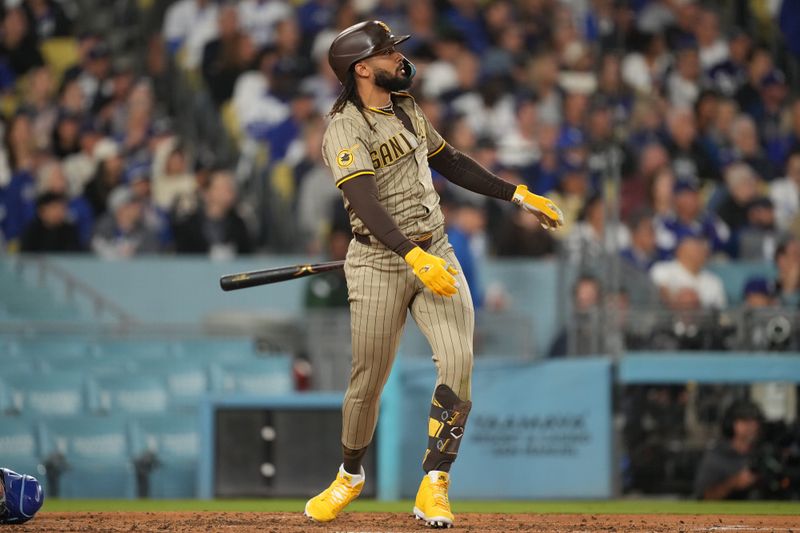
[422, 384, 472, 473]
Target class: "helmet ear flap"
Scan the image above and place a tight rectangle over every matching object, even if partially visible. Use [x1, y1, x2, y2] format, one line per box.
[401, 58, 416, 80]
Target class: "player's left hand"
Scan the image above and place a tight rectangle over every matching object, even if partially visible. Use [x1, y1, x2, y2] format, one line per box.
[511, 184, 564, 230]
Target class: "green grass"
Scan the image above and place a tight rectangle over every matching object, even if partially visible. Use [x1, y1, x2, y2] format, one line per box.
[41, 499, 800, 515]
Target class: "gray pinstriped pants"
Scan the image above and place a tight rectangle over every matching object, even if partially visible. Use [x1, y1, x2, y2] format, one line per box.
[341, 226, 475, 450]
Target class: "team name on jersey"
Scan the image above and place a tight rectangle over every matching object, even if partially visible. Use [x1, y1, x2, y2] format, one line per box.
[371, 131, 417, 169]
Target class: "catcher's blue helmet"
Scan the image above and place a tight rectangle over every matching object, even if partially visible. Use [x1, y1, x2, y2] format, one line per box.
[0, 468, 44, 524]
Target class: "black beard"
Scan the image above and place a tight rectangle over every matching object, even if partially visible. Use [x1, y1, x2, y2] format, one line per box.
[374, 67, 412, 92]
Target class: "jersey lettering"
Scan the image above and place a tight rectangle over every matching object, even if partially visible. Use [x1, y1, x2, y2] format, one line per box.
[370, 131, 417, 170]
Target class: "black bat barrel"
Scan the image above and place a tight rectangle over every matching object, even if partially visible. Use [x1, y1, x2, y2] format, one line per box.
[219, 261, 345, 291]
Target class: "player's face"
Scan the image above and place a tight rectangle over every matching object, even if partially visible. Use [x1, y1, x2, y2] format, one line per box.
[368, 47, 412, 91]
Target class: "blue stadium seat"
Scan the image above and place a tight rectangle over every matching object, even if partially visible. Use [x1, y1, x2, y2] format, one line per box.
[94, 375, 170, 415]
[45, 357, 138, 377]
[40, 417, 136, 498]
[3, 359, 42, 375]
[0, 417, 48, 495]
[174, 337, 256, 361]
[131, 414, 199, 498]
[140, 360, 211, 409]
[4, 372, 95, 416]
[9, 336, 92, 358]
[93, 338, 177, 359]
[210, 356, 294, 395]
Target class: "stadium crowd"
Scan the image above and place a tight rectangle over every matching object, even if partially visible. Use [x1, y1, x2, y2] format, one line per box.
[1, 0, 799, 315]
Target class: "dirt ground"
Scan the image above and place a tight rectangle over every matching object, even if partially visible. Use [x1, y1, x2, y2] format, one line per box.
[20, 513, 799, 533]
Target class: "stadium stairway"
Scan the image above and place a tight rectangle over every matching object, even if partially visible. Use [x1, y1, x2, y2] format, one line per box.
[0, 260, 87, 322]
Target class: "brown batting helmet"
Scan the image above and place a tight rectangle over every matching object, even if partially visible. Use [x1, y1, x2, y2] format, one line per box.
[328, 20, 410, 83]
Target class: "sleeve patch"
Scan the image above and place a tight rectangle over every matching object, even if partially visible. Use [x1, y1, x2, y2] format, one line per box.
[337, 148, 355, 168]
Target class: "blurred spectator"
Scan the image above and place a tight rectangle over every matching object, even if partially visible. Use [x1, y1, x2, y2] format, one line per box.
[269, 17, 314, 101]
[36, 160, 93, 247]
[232, 46, 290, 141]
[296, 0, 339, 49]
[666, 42, 701, 108]
[22, 0, 73, 40]
[654, 179, 730, 257]
[303, 226, 349, 309]
[91, 185, 160, 259]
[20, 191, 81, 252]
[549, 274, 602, 358]
[62, 123, 102, 197]
[620, 210, 666, 273]
[627, 96, 664, 152]
[125, 163, 171, 247]
[419, 30, 467, 100]
[0, 7, 44, 79]
[497, 97, 539, 171]
[50, 110, 81, 159]
[726, 115, 774, 181]
[83, 138, 123, 217]
[67, 39, 113, 113]
[163, 0, 212, 54]
[769, 151, 800, 233]
[694, 7, 727, 71]
[566, 193, 630, 265]
[782, 101, 800, 164]
[772, 238, 800, 306]
[621, 142, 669, 220]
[0, 114, 37, 246]
[295, 117, 339, 253]
[664, 107, 717, 183]
[547, 161, 591, 238]
[752, 70, 788, 167]
[444, 198, 485, 309]
[696, 92, 730, 174]
[150, 136, 196, 213]
[734, 46, 772, 118]
[714, 163, 760, 235]
[173, 170, 252, 258]
[17, 66, 57, 152]
[442, 0, 489, 54]
[694, 400, 762, 500]
[708, 29, 750, 97]
[737, 197, 781, 262]
[492, 193, 557, 258]
[238, 0, 292, 48]
[651, 235, 727, 310]
[741, 277, 776, 309]
[202, 5, 257, 107]
[164, 0, 219, 70]
[255, 84, 317, 161]
[621, 30, 669, 95]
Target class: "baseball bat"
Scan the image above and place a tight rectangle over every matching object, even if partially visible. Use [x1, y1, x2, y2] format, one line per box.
[219, 260, 345, 291]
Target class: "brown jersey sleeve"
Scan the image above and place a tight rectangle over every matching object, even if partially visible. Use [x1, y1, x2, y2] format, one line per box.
[340, 174, 417, 257]
[322, 115, 376, 188]
[429, 143, 516, 201]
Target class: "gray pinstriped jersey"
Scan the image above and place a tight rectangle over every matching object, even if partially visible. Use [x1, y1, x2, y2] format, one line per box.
[322, 93, 446, 238]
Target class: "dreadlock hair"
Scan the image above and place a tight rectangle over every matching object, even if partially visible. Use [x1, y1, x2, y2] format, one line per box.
[329, 69, 376, 131]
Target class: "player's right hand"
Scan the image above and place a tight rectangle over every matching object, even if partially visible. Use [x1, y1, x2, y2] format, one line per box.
[404, 246, 458, 297]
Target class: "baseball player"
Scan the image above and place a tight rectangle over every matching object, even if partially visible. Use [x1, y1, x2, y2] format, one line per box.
[0, 468, 44, 524]
[304, 20, 563, 528]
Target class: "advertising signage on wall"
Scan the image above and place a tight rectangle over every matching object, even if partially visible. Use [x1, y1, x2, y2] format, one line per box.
[384, 358, 613, 499]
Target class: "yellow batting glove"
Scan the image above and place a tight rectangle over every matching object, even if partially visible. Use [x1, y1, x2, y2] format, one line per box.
[404, 246, 459, 297]
[511, 184, 564, 230]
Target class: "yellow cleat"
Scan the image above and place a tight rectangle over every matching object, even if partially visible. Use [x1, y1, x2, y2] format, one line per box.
[304, 465, 365, 522]
[413, 471, 454, 528]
